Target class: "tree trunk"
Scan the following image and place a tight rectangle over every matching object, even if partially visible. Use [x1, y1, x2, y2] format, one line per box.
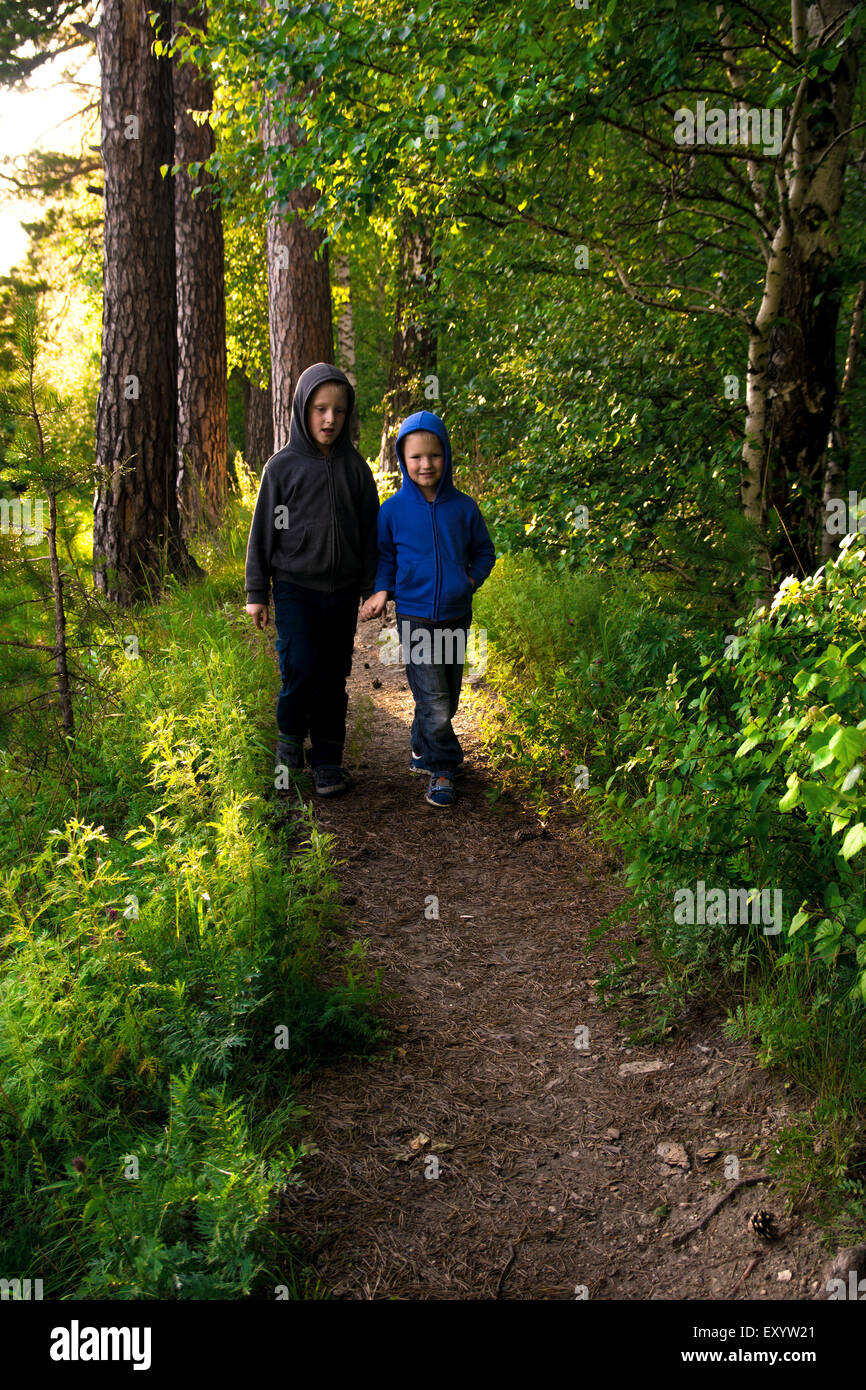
[741, 218, 792, 597]
[334, 250, 360, 445]
[242, 372, 274, 470]
[172, 0, 228, 534]
[379, 215, 437, 474]
[822, 278, 866, 559]
[93, 0, 196, 606]
[739, 0, 860, 592]
[261, 89, 333, 450]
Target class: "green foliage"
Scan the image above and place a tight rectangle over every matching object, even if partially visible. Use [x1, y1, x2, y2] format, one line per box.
[6, 0, 866, 1273]
[188, 0, 866, 581]
[607, 536, 866, 1001]
[0, 508, 384, 1297]
[0, 1, 95, 84]
[472, 551, 700, 811]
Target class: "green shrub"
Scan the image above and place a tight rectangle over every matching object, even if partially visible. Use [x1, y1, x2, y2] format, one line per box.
[471, 552, 702, 806]
[605, 536, 866, 1003]
[0, 508, 383, 1297]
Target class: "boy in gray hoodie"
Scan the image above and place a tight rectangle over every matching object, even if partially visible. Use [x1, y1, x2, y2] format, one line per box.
[245, 363, 379, 795]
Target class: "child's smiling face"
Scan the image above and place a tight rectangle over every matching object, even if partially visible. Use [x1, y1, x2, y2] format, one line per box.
[403, 431, 445, 498]
[307, 382, 348, 454]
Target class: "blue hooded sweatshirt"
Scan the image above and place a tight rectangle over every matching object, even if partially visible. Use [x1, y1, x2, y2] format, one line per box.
[373, 411, 496, 621]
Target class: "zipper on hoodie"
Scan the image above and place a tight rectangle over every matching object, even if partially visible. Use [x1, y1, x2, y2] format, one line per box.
[431, 500, 442, 620]
[324, 453, 337, 593]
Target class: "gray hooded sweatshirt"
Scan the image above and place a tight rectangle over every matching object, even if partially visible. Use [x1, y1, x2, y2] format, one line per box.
[244, 362, 380, 604]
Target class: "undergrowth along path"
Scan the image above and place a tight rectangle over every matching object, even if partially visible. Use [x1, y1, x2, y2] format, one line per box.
[279, 614, 827, 1300]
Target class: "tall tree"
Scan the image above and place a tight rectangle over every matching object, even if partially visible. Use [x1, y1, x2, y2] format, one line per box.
[172, 0, 228, 533]
[217, 139, 272, 467]
[152, 0, 866, 592]
[261, 88, 333, 450]
[242, 371, 273, 470]
[334, 250, 357, 391]
[736, 0, 862, 589]
[379, 215, 437, 473]
[334, 248, 360, 445]
[92, 0, 195, 606]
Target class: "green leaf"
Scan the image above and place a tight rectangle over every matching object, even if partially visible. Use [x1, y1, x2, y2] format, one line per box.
[801, 781, 832, 814]
[735, 734, 763, 757]
[810, 743, 837, 772]
[828, 727, 866, 768]
[82, 1194, 106, 1222]
[840, 823, 866, 861]
[750, 778, 772, 812]
[794, 671, 822, 694]
[824, 881, 843, 910]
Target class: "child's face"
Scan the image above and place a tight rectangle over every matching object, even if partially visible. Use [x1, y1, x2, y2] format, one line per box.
[306, 382, 349, 454]
[403, 431, 445, 495]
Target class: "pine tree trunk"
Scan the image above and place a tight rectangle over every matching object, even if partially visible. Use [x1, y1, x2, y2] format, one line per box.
[334, 251, 357, 387]
[242, 372, 274, 471]
[93, 0, 196, 606]
[334, 250, 360, 445]
[261, 89, 333, 450]
[379, 216, 437, 474]
[172, 0, 228, 534]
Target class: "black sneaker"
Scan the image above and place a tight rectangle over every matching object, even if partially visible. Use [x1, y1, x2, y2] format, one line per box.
[313, 765, 354, 797]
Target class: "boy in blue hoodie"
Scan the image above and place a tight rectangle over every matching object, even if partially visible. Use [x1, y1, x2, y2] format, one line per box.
[360, 411, 495, 807]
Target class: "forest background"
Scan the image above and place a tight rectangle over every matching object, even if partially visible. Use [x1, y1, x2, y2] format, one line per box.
[1, 0, 866, 1298]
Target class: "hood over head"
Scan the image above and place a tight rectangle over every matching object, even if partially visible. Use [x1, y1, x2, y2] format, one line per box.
[289, 362, 356, 455]
[395, 411, 455, 502]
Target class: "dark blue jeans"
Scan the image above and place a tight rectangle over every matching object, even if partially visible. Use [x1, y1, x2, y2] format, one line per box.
[273, 579, 359, 768]
[396, 613, 470, 774]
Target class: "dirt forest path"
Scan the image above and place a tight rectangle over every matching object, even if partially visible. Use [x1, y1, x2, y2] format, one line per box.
[280, 612, 828, 1301]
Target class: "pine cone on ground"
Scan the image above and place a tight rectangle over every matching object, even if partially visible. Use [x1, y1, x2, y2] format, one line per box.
[748, 1209, 778, 1241]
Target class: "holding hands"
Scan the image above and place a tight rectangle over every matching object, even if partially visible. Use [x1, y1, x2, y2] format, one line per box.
[248, 595, 386, 627]
[359, 591, 388, 622]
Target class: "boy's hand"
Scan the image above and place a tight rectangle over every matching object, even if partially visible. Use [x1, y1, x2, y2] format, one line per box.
[246, 603, 269, 630]
[359, 591, 387, 621]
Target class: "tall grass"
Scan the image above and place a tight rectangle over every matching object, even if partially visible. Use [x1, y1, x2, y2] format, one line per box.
[0, 490, 383, 1298]
[470, 552, 698, 812]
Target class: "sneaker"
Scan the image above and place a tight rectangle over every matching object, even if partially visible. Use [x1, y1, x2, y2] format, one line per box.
[425, 773, 456, 807]
[313, 764, 354, 797]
